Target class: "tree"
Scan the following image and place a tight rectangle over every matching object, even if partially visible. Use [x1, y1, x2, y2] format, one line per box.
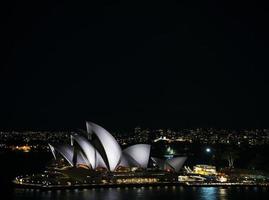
[221, 148, 239, 169]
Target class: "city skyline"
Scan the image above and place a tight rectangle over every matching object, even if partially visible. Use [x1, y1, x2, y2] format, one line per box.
[1, 126, 269, 149]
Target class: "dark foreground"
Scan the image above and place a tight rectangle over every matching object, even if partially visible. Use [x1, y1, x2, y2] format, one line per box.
[13, 186, 269, 200]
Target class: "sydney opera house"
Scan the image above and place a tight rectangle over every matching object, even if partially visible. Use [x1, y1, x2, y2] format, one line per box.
[15, 122, 268, 188]
[48, 122, 187, 173]
[14, 122, 187, 188]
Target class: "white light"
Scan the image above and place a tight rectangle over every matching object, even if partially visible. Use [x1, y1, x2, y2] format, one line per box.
[206, 148, 211, 153]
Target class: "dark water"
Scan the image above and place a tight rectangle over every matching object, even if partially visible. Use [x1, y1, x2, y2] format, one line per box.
[1, 152, 269, 200]
[12, 187, 269, 200]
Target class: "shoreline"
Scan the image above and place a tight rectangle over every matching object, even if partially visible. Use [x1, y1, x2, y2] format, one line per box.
[13, 181, 269, 190]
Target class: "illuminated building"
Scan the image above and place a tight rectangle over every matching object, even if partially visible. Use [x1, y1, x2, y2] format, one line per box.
[13, 145, 31, 152]
[49, 122, 186, 172]
[193, 165, 217, 175]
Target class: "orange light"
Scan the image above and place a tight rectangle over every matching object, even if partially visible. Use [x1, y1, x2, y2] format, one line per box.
[16, 145, 31, 152]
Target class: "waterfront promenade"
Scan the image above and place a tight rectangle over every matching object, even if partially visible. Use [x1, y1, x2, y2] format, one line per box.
[13, 179, 269, 190]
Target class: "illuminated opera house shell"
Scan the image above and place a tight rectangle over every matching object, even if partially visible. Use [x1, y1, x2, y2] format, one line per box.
[151, 157, 187, 173]
[49, 122, 186, 172]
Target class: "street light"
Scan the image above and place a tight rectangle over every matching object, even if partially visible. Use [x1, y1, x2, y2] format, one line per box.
[206, 148, 211, 153]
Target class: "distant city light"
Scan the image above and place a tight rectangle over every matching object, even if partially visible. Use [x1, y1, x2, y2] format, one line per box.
[166, 146, 175, 155]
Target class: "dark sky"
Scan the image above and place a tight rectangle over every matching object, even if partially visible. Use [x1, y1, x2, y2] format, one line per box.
[1, 1, 269, 130]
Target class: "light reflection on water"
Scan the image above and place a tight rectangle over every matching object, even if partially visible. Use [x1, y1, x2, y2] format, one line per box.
[219, 188, 228, 200]
[13, 186, 269, 200]
[199, 187, 218, 200]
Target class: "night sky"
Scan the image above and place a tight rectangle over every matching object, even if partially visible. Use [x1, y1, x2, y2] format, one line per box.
[1, 1, 269, 130]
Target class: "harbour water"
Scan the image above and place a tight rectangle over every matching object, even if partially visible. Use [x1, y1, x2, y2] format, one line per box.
[1, 152, 269, 200]
[12, 186, 269, 200]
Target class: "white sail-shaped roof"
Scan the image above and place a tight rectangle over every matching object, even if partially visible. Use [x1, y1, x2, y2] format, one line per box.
[118, 154, 130, 167]
[123, 144, 151, 168]
[118, 153, 140, 167]
[166, 157, 187, 172]
[72, 134, 96, 168]
[52, 144, 74, 166]
[49, 122, 156, 171]
[76, 150, 89, 166]
[95, 150, 108, 169]
[86, 122, 122, 171]
[48, 144, 56, 160]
